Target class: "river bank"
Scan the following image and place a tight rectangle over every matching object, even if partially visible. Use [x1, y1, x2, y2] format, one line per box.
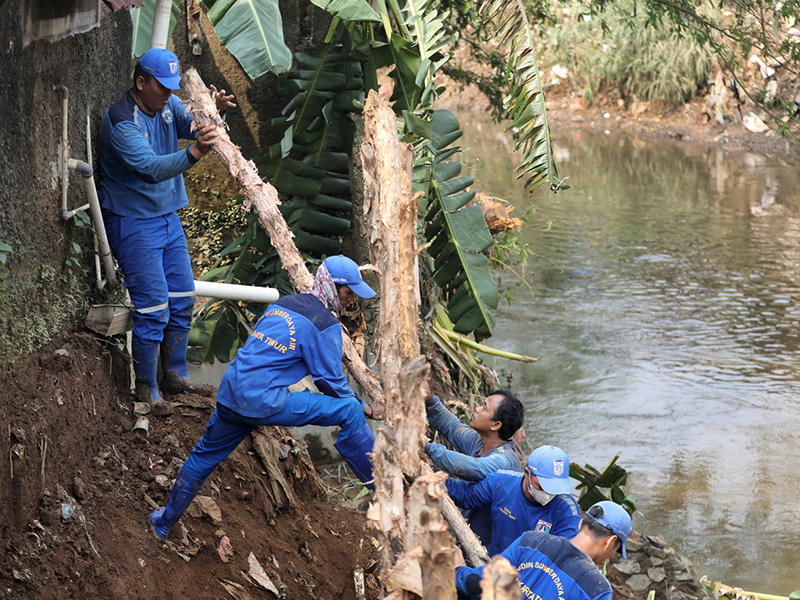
[436, 77, 800, 166]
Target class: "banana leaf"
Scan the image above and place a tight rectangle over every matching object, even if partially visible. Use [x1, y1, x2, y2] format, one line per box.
[130, 0, 183, 59]
[416, 110, 498, 340]
[207, 0, 292, 77]
[476, 0, 568, 193]
[570, 453, 636, 514]
[309, 0, 381, 22]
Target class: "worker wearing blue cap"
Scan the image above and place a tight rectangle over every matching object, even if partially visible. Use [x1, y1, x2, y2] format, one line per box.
[99, 48, 236, 416]
[150, 256, 380, 540]
[455, 500, 632, 600]
[446, 445, 581, 557]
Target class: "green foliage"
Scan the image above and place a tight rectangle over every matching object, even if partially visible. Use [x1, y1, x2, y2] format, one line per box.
[309, 0, 381, 22]
[568, 0, 800, 144]
[65, 241, 83, 271]
[438, 0, 566, 194]
[0, 242, 12, 267]
[206, 0, 292, 77]
[384, 0, 454, 112]
[130, 0, 183, 60]
[71, 210, 92, 229]
[541, 1, 715, 106]
[189, 0, 565, 359]
[570, 452, 636, 514]
[188, 27, 366, 362]
[181, 193, 248, 272]
[415, 110, 499, 340]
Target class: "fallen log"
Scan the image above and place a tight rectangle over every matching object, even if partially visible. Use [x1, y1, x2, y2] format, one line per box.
[181, 68, 384, 411]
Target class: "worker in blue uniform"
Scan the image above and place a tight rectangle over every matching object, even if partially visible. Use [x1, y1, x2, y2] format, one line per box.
[447, 445, 581, 557]
[150, 255, 379, 539]
[425, 391, 524, 549]
[455, 500, 631, 600]
[99, 48, 236, 415]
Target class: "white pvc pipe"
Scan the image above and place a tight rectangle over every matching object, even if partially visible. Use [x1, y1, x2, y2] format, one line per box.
[194, 280, 280, 304]
[68, 159, 117, 288]
[150, 0, 173, 50]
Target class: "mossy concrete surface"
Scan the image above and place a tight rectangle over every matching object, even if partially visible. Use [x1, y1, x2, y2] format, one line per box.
[0, 3, 130, 373]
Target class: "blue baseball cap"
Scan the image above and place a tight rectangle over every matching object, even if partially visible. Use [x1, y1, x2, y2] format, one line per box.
[324, 255, 376, 299]
[138, 48, 182, 90]
[589, 500, 632, 558]
[526, 445, 572, 496]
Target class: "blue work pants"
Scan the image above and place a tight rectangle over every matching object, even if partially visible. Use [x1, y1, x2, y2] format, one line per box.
[182, 391, 368, 481]
[104, 211, 195, 346]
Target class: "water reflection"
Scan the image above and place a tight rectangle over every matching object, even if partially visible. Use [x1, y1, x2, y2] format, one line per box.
[457, 115, 800, 593]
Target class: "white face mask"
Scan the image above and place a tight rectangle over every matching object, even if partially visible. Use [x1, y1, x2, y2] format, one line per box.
[527, 479, 555, 505]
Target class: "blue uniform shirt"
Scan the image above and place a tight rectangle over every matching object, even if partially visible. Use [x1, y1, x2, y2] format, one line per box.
[216, 294, 360, 418]
[447, 469, 581, 557]
[99, 91, 197, 217]
[425, 395, 520, 550]
[456, 531, 612, 600]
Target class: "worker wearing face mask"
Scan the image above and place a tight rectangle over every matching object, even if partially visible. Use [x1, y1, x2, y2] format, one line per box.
[445, 445, 580, 557]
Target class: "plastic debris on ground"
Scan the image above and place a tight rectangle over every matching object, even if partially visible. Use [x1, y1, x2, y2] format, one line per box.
[743, 112, 769, 133]
[248, 552, 280, 596]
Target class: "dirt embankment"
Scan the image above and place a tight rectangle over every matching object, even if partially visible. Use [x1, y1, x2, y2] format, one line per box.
[0, 333, 380, 600]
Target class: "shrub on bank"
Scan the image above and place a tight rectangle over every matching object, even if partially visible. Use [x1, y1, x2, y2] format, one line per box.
[540, 0, 716, 106]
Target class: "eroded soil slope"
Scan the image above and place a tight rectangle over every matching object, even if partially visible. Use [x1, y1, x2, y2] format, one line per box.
[0, 332, 379, 600]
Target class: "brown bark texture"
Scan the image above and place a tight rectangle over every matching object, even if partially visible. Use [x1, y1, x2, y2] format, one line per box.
[361, 90, 426, 474]
[360, 91, 488, 599]
[480, 556, 522, 600]
[407, 472, 458, 600]
[181, 68, 384, 407]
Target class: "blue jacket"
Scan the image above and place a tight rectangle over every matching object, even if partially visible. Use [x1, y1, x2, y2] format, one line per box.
[425, 395, 520, 550]
[425, 396, 520, 480]
[216, 294, 360, 418]
[446, 470, 581, 557]
[456, 531, 612, 600]
[99, 91, 197, 217]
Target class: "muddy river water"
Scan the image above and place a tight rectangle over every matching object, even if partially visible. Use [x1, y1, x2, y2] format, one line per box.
[458, 113, 800, 594]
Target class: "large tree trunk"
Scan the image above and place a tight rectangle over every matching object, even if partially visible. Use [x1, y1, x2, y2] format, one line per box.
[181, 68, 384, 408]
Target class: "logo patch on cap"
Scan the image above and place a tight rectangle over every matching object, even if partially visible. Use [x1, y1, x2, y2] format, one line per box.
[535, 520, 552, 533]
[169, 61, 178, 75]
[553, 460, 564, 476]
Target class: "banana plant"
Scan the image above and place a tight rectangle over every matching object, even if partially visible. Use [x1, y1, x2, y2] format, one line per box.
[183, 0, 565, 359]
[188, 28, 364, 361]
[130, 0, 183, 59]
[570, 452, 636, 514]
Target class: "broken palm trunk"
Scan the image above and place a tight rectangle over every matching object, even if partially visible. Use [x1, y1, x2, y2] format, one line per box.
[360, 90, 487, 599]
[480, 557, 521, 600]
[181, 68, 384, 409]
